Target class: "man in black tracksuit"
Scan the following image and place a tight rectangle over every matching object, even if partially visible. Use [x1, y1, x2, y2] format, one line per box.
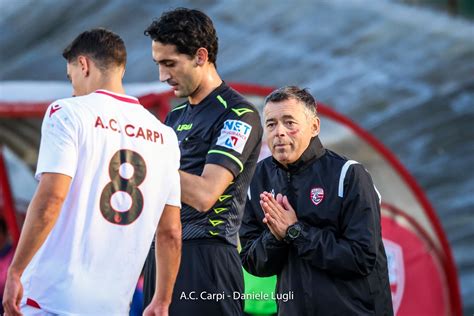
[240, 86, 393, 315]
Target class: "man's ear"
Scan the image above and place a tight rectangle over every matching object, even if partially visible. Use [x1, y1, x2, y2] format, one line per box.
[77, 55, 90, 77]
[311, 116, 320, 137]
[195, 47, 209, 66]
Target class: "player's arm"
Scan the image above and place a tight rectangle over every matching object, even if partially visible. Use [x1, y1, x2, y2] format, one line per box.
[3, 173, 70, 315]
[144, 204, 181, 316]
[179, 164, 233, 212]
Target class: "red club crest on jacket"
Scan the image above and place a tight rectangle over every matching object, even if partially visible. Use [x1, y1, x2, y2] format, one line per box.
[310, 187, 324, 206]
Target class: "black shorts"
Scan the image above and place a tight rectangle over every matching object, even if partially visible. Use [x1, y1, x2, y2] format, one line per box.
[144, 239, 244, 316]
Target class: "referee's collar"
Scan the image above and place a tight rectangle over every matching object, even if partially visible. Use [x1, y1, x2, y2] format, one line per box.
[94, 89, 140, 104]
[188, 81, 227, 108]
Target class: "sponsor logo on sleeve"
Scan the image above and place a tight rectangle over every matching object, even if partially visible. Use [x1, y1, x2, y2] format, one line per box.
[216, 120, 252, 154]
[310, 187, 324, 205]
[49, 104, 62, 117]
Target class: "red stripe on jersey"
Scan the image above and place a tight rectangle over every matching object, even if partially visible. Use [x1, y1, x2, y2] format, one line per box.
[26, 298, 41, 308]
[95, 90, 140, 104]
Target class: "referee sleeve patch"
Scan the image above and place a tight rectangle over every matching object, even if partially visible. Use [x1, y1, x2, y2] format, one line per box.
[216, 119, 252, 154]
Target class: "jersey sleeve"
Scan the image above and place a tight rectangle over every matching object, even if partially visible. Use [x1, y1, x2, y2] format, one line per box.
[35, 101, 79, 180]
[206, 107, 262, 178]
[165, 128, 181, 208]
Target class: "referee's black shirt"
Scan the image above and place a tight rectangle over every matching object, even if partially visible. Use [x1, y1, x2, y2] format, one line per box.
[165, 82, 262, 246]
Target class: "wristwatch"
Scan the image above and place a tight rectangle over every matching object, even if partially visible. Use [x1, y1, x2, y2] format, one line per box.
[284, 222, 302, 243]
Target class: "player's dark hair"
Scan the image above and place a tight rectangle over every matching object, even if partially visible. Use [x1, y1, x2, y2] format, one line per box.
[265, 86, 318, 117]
[62, 28, 126, 71]
[144, 8, 218, 65]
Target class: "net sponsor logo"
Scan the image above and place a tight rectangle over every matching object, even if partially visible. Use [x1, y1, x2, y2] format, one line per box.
[216, 119, 252, 154]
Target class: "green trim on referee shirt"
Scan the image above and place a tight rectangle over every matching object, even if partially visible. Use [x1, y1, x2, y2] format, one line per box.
[171, 103, 187, 112]
[209, 219, 225, 227]
[216, 95, 227, 108]
[232, 107, 254, 117]
[208, 149, 243, 172]
[218, 194, 232, 202]
[213, 207, 228, 214]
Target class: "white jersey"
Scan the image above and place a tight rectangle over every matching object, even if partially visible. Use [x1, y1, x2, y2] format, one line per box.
[21, 90, 181, 315]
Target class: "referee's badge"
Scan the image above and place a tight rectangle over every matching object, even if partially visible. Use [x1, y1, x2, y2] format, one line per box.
[310, 187, 324, 206]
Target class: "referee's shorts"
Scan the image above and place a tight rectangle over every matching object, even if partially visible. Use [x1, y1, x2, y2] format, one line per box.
[144, 238, 244, 316]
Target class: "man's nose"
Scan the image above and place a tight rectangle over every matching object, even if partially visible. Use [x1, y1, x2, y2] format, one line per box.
[274, 123, 286, 137]
[159, 67, 170, 82]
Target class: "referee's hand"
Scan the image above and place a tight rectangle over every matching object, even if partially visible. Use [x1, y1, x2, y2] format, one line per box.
[2, 270, 23, 316]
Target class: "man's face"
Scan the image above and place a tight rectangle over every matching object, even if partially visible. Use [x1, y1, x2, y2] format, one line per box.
[151, 41, 202, 99]
[66, 61, 87, 97]
[263, 98, 320, 167]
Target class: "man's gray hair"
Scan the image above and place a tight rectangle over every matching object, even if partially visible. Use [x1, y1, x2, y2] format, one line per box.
[264, 86, 318, 119]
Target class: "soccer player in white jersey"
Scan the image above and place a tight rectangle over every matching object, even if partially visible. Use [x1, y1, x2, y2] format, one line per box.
[3, 28, 182, 316]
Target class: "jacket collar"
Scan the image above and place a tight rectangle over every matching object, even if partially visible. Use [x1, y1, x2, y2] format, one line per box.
[272, 136, 325, 172]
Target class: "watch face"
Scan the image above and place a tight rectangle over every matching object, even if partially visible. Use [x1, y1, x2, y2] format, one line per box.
[288, 224, 301, 239]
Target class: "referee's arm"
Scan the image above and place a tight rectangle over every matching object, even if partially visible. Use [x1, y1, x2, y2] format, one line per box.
[179, 164, 233, 212]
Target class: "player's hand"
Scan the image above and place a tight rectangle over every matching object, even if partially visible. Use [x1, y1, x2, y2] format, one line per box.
[2, 270, 24, 316]
[260, 192, 297, 240]
[143, 301, 169, 316]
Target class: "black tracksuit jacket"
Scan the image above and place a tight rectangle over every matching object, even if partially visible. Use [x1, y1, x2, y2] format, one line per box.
[240, 137, 393, 315]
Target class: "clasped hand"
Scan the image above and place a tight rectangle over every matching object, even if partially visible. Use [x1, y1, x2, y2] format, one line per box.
[260, 191, 297, 240]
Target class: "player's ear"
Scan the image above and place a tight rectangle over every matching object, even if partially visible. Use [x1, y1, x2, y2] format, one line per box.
[195, 48, 208, 66]
[77, 55, 90, 77]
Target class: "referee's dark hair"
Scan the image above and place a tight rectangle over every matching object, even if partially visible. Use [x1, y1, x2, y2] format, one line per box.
[62, 28, 127, 71]
[144, 8, 219, 66]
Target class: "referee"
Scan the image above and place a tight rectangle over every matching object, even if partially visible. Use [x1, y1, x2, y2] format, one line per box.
[143, 8, 263, 315]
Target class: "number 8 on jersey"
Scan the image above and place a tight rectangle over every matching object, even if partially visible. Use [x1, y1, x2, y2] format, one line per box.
[100, 149, 147, 225]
